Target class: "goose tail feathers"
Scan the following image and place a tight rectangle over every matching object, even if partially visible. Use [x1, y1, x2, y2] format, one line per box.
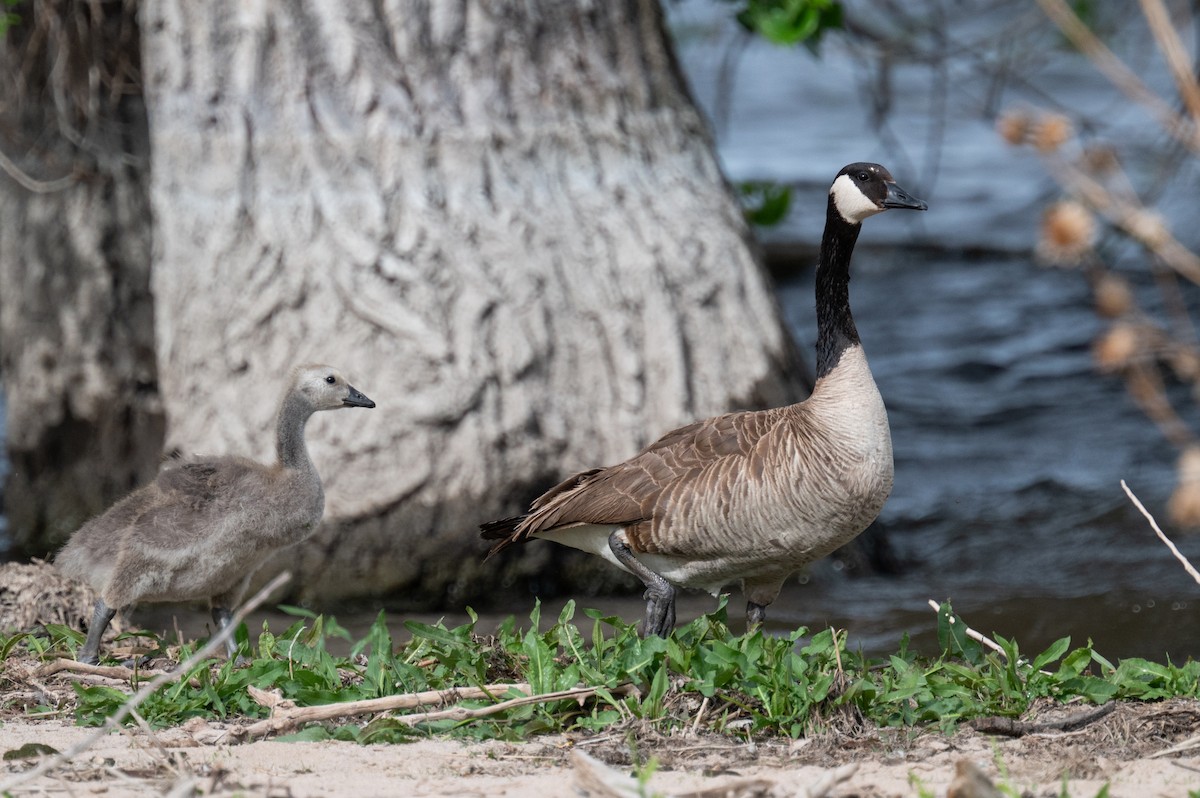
[480, 515, 526, 559]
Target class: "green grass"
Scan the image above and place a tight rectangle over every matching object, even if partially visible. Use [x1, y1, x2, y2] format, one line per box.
[3, 600, 1198, 744]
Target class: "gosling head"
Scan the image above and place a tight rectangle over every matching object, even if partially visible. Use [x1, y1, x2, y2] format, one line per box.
[293, 364, 376, 411]
[829, 162, 928, 225]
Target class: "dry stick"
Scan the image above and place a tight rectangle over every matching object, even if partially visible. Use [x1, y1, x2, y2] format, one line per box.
[1138, 0, 1200, 126]
[393, 683, 638, 728]
[233, 682, 535, 740]
[1123, 366, 1195, 449]
[926, 599, 1008, 658]
[0, 571, 292, 795]
[0, 144, 78, 193]
[1121, 480, 1200, 586]
[1046, 157, 1200, 287]
[1035, 0, 1200, 153]
[689, 695, 710, 736]
[36, 658, 169, 680]
[1123, 479, 1200, 761]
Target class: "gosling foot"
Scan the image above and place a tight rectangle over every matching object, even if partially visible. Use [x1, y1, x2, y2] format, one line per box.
[78, 599, 117, 666]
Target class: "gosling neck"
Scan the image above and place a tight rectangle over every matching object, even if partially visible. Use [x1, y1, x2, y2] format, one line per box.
[815, 197, 864, 379]
[276, 392, 316, 471]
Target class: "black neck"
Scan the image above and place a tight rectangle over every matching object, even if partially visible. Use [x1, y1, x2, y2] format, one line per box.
[814, 196, 863, 379]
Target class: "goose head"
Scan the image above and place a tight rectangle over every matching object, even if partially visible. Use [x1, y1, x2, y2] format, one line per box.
[293, 364, 376, 411]
[829, 162, 927, 225]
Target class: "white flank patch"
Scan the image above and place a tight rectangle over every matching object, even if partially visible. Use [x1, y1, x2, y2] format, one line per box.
[534, 525, 731, 596]
[829, 174, 883, 224]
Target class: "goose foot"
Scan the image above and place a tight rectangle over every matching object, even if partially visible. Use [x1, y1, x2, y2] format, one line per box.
[643, 583, 677, 638]
[78, 599, 117, 665]
[120, 655, 154, 669]
[746, 601, 767, 631]
[608, 530, 677, 638]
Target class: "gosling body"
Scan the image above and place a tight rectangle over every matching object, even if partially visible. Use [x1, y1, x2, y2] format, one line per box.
[57, 364, 375, 664]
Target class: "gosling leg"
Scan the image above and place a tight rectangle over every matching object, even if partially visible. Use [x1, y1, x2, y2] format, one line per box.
[746, 601, 767, 631]
[608, 530, 676, 638]
[78, 599, 116, 665]
[210, 606, 241, 661]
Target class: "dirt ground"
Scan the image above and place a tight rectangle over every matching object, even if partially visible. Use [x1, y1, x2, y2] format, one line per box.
[2, 699, 1200, 797]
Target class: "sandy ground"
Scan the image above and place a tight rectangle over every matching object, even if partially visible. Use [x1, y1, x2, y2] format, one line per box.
[3, 704, 1200, 797]
[2, 565, 1199, 796]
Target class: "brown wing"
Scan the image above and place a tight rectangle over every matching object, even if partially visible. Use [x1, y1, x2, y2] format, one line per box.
[481, 407, 788, 556]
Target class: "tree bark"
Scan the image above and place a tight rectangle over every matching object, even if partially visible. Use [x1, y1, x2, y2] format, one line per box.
[0, 1, 163, 554]
[139, 0, 807, 603]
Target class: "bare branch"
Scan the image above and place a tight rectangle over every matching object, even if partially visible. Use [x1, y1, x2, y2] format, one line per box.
[1035, 0, 1200, 153]
[1121, 479, 1200, 585]
[926, 599, 1008, 658]
[233, 682, 536, 740]
[1138, 0, 1200, 127]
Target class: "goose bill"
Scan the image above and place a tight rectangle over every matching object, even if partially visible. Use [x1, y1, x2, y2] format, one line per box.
[882, 181, 928, 211]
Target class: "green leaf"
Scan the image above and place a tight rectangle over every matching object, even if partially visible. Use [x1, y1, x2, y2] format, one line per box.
[276, 725, 333, 742]
[3, 742, 59, 761]
[1031, 637, 1071, 671]
[739, 181, 792, 227]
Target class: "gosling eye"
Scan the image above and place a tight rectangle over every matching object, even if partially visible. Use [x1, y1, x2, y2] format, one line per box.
[325, 375, 336, 385]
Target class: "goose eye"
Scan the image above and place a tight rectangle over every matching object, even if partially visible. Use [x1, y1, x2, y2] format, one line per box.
[857, 171, 869, 181]
[325, 375, 336, 384]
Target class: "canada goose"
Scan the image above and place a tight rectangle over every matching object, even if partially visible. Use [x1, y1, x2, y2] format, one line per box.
[56, 364, 375, 664]
[481, 163, 927, 637]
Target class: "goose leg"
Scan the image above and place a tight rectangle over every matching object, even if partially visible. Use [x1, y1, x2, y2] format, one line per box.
[608, 530, 676, 637]
[211, 606, 240, 661]
[746, 601, 767, 631]
[78, 599, 116, 665]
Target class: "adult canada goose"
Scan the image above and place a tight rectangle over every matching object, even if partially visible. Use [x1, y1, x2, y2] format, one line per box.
[56, 364, 375, 664]
[481, 163, 927, 637]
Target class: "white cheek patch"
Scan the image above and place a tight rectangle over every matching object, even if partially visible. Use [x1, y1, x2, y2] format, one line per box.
[830, 174, 883, 224]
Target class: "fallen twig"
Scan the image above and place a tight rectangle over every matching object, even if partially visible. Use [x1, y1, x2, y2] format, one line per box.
[394, 683, 638, 728]
[968, 702, 1116, 737]
[0, 571, 291, 794]
[232, 682, 536, 740]
[1122, 479, 1200, 586]
[1150, 731, 1200, 759]
[35, 658, 168, 680]
[570, 749, 855, 798]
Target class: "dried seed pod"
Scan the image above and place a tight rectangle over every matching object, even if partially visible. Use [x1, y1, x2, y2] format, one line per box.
[1032, 113, 1073, 152]
[996, 110, 1031, 146]
[1093, 322, 1140, 371]
[1171, 348, 1200, 382]
[1168, 446, 1200, 529]
[1038, 200, 1096, 266]
[1093, 273, 1133, 318]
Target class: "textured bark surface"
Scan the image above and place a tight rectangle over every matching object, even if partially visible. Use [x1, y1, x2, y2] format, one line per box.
[142, 0, 807, 603]
[0, 2, 163, 553]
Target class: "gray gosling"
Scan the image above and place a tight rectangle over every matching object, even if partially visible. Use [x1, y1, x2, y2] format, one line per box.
[56, 364, 375, 664]
[481, 163, 927, 637]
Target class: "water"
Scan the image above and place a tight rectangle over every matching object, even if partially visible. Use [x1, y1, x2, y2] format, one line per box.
[8, 2, 1200, 663]
[770, 252, 1198, 662]
[664, 0, 1200, 661]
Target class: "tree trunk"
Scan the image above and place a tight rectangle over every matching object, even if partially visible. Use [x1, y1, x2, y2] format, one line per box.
[104, 0, 801, 604]
[0, 1, 163, 555]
